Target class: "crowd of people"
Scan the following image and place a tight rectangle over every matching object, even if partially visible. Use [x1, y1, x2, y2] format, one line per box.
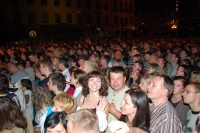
[0, 36, 200, 133]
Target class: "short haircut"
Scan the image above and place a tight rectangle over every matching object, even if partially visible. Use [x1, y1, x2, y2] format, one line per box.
[189, 82, 200, 93]
[58, 57, 69, 68]
[109, 66, 126, 79]
[54, 93, 76, 114]
[0, 74, 9, 94]
[190, 71, 200, 83]
[20, 79, 32, 90]
[173, 76, 188, 87]
[155, 73, 174, 97]
[101, 55, 110, 63]
[40, 58, 54, 73]
[44, 112, 67, 133]
[50, 73, 66, 91]
[67, 109, 99, 132]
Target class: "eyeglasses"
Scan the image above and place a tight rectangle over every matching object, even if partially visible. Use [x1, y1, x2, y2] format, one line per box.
[183, 89, 199, 94]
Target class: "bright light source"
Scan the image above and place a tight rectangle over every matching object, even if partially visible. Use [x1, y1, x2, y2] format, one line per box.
[171, 24, 177, 29]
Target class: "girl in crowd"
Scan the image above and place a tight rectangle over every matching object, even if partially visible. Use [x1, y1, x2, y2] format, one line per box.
[79, 71, 109, 114]
[79, 70, 109, 132]
[70, 69, 87, 106]
[32, 85, 53, 133]
[0, 97, 33, 133]
[175, 64, 191, 82]
[169, 76, 190, 126]
[120, 89, 150, 132]
[44, 112, 67, 133]
[52, 93, 76, 114]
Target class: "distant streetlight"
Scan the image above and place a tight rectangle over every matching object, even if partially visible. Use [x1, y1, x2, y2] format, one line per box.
[171, 24, 177, 29]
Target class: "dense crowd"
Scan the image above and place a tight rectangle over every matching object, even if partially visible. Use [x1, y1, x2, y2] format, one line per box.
[0, 37, 200, 133]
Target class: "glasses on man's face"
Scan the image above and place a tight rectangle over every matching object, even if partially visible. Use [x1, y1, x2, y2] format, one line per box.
[183, 89, 199, 94]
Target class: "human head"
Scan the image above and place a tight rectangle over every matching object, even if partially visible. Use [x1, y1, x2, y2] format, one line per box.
[147, 63, 161, 74]
[39, 58, 54, 77]
[28, 52, 39, 63]
[182, 82, 200, 106]
[52, 93, 76, 114]
[149, 53, 159, 64]
[70, 69, 87, 87]
[109, 66, 126, 92]
[57, 57, 69, 71]
[0, 97, 28, 131]
[114, 50, 123, 60]
[139, 73, 155, 94]
[147, 73, 174, 100]
[173, 76, 187, 95]
[32, 85, 52, 111]
[6, 62, 18, 74]
[79, 61, 97, 73]
[190, 71, 200, 83]
[44, 112, 67, 133]
[0, 74, 9, 95]
[82, 71, 108, 97]
[175, 65, 191, 81]
[67, 109, 99, 133]
[100, 55, 110, 66]
[20, 79, 32, 92]
[48, 72, 66, 92]
[78, 54, 88, 67]
[120, 89, 150, 132]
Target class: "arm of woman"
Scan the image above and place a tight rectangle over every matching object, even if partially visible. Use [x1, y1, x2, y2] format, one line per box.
[109, 103, 121, 119]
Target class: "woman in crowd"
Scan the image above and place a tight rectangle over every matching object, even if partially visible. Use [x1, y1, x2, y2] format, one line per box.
[0, 97, 33, 133]
[169, 76, 190, 126]
[32, 85, 53, 133]
[120, 89, 150, 132]
[52, 93, 76, 114]
[44, 112, 67, 133]
[139, 73, 155, 94]
[70, 69, 87, 105]
[175, 64, 191, 81]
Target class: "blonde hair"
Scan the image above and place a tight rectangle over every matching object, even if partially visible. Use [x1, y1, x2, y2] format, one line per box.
[54, 93, 76, 114]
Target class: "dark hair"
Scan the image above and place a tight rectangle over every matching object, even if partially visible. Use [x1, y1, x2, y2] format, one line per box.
[109, 66, 126, 79]
[20, 79, 32, 90]
[101, 55, 110, 63]
[40, 58, 54, 73]
[44, 112, 67, 133]
[0, 97, 28, 132]
[50, 73, 66, 91]
[0, 74, 9, 94]
[82, 71, 108, 97]
[173, 76, 188, 87]
[58, 57, 69, 68]
[177, 65, 191, 81]
[73, 69, 87, 87]
[120, 89, 150, 132]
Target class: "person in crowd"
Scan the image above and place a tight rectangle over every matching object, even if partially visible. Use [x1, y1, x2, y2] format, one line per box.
[67, 109, 100, 133]
[89, 51, 100, 69]
[108, 50, 125, 67]
[182, 82, 200, 132]
[34, 61, 46, 86]
[147, 73, 182, 133]
[175, 64, 191, 82]
[52, 93, 76, 114]
[190, 71, 200, 83]
[139, 73, 155, 94]
[157, 57, 167, 74]
[119, 89, 150, 132]
[146, 63, 162, 74]
[0, 73, 21, 107]
[149, 52, 159, 64]
[20, 79, 34, 121]
[0, 97, 33, 133]
[79, 61, 97, 73]
[32, 85, 53, 133]
[70, 69, 87, 105]
[28, 52, 39, 65]
[44, 112, 67, 133]
[57, 57, 71, 93]
[100, 55, 110, 73]
[180, 49, 189, 64]
[39, 58, 54, 87]
[106, 66, 130, 133]
[169, 76, 190, 126]
[78, 54, 88, 68]
[167, 53, 181, 79]
[47, 72, 67, 97]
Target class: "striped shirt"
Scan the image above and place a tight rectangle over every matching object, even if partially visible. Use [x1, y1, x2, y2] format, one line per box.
[150, 101, 182, 133]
